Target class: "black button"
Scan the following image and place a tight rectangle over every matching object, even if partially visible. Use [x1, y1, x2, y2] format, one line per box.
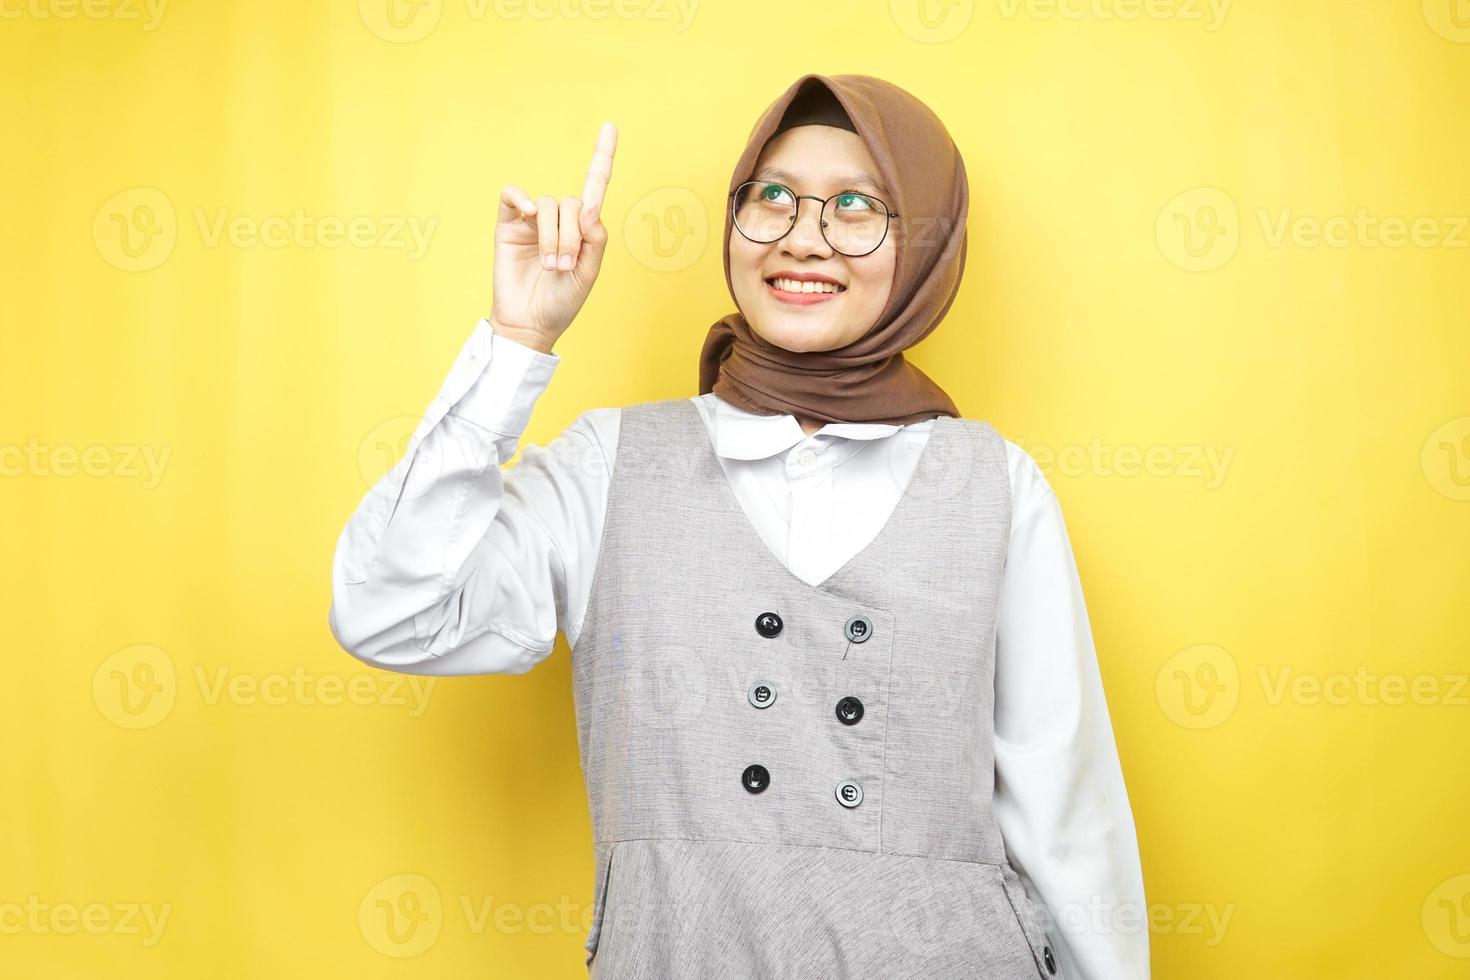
[835, 696, 864, 725]
[844, 614, 873, 644]
[755, 612, 783, 638]
[1043, 944, 1056, 974]
[742, 763, 770, 793]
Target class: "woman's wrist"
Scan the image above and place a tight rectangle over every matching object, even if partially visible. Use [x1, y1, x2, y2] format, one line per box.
[488, 317, 558, 355]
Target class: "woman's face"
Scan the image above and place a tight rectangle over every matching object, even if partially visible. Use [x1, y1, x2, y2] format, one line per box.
[729, 125, 897, 353]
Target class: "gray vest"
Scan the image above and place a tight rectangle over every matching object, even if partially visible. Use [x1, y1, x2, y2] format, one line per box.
[570, 397, 1060, 978]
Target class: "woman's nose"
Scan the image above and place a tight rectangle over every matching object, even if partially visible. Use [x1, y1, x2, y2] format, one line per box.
[781, 199, 833, 256]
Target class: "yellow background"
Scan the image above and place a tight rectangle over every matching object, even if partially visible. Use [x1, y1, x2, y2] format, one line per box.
[3, 0, 1468, 976]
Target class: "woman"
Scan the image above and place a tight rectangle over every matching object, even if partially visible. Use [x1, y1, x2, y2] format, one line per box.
[329, 74, 1149, 979]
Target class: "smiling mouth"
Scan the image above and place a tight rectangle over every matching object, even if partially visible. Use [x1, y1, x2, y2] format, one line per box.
[764, 276, 846, 298]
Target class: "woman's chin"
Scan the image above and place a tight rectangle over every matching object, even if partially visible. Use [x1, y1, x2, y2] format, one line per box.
[752, 319, 838, 353]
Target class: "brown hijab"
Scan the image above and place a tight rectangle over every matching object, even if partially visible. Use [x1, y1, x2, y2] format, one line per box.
[698, 73, 968, 427]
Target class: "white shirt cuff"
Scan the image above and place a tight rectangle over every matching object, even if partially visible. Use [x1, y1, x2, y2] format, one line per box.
[445, 318, 560, 435]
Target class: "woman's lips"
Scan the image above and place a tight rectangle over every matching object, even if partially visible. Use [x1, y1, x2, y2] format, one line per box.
[765, 278, 844, 306]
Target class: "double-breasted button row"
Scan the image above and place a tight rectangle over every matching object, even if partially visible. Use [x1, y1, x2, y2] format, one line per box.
[744, 682, 863, 725]
[744, 609, 872, 807]
[740, 765, 865, 808]
[754, 611, 876, 644]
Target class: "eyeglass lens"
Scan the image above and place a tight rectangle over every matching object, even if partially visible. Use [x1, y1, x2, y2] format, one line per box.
[732, 181, 889, 256]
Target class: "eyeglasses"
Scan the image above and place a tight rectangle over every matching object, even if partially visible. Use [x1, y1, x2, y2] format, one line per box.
[728, 180, 898, 257]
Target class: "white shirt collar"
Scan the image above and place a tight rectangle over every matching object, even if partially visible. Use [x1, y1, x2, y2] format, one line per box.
[701, 392, 930, 461]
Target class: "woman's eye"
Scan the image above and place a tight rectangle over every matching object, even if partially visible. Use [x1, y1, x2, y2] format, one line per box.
[761, 184, 793, 203]
[836, 193, 873, 211]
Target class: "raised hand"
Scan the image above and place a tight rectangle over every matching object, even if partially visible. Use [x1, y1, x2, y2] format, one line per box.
[489, 121, 618, 353]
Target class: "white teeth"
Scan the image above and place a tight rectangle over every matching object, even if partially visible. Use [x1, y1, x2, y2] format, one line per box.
[769, 277, 842, 294]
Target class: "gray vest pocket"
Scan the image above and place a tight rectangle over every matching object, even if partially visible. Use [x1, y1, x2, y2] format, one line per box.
[583, 840, 620, 966]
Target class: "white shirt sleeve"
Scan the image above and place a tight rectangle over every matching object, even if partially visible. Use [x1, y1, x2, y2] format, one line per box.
[327, 318, 613, 676]
[993, 445, 1151, 980]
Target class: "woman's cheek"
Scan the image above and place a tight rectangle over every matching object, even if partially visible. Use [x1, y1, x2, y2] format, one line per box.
[728, 237, 764, 309]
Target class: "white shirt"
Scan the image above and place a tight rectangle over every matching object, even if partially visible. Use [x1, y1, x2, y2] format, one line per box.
[328, 318, 1151, 980]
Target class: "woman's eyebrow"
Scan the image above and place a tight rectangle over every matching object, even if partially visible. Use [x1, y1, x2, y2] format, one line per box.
[753, 167, 891, 198]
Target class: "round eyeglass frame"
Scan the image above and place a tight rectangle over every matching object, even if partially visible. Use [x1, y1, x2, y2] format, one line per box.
[728, 180, 899, 257]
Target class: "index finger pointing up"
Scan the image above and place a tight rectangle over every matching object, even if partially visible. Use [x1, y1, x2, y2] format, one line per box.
[582, 121, 618, 215]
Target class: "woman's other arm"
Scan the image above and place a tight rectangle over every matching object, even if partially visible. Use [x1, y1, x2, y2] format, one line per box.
[992, 445, 1152, 980]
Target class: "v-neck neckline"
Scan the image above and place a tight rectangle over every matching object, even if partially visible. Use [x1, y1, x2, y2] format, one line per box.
[679, 398, 954, 596]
